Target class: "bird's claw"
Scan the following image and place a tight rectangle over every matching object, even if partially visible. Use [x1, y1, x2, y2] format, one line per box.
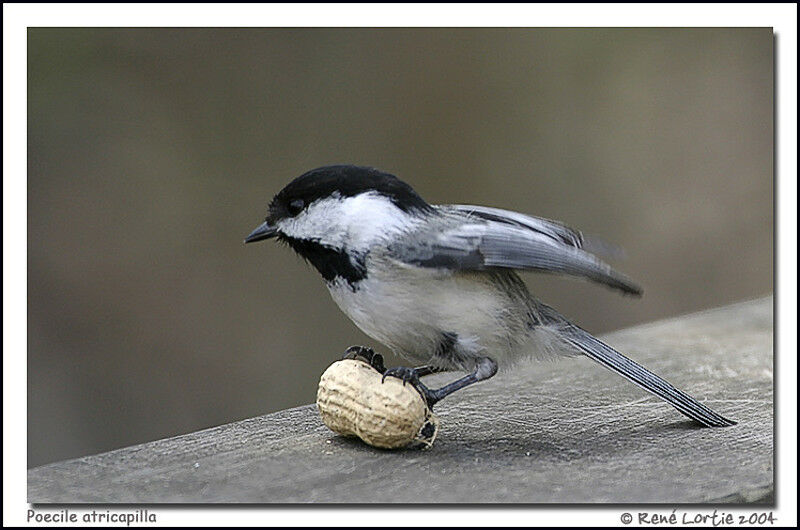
[381, 366, 420, 387]
[343, 345, 385, 373]
[382, 367, 437, 408]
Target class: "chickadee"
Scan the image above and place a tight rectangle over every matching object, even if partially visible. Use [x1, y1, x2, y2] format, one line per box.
[246, 165, 735, 427]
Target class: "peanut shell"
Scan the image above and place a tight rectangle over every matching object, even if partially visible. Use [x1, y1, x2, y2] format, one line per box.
[316, 359, 439, 449]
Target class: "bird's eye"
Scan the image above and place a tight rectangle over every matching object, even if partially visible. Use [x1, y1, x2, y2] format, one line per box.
[288, 199, 305, 216]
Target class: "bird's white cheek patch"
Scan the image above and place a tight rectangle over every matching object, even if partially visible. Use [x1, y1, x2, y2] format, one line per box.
[277, 198, 349, 246]
[279, 193, 416, 252]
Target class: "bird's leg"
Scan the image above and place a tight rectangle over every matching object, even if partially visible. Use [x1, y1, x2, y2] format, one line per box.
[342, 345, 385, 373]
[423, 357, 497, 406]
[383, 357, 497, 409]
[412, 365, 447, 377]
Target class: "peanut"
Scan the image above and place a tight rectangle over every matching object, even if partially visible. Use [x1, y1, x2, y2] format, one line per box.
[316, 359, 439, 449]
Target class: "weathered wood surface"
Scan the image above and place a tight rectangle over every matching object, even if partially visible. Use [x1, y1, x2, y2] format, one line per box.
[28, 297, 773, 503]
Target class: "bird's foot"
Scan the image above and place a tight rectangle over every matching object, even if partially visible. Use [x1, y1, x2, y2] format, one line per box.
[381, 366, 420, 386]
[382, 366, 437, 408]
[342, 345, 385, 373]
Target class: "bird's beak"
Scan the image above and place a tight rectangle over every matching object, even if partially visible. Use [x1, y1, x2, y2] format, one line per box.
[244, 221, 278, 244]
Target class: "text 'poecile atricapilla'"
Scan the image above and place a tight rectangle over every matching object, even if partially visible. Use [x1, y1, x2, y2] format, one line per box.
[246, 165, 735, 427]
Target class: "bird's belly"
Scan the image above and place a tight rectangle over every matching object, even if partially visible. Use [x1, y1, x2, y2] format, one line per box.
[326, 265, 532, 366]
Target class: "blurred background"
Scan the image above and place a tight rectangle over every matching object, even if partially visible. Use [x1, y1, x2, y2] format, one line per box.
[28, 28, 773, 467]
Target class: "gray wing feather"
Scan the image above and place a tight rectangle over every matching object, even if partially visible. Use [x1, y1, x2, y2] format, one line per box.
[446, 204, 584, 247]
[395, 205, 643, 295]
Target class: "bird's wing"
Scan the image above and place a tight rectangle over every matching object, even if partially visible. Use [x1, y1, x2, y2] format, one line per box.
[446, 204, 585, 247]
[391, 204, 643, 295]
[448, 204, 625, 259]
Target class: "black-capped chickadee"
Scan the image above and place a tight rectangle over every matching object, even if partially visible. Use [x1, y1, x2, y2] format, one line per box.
[246, 165, 735, 427]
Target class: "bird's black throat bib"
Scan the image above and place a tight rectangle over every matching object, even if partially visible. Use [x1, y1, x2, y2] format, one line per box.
[279, 235, 367, 288]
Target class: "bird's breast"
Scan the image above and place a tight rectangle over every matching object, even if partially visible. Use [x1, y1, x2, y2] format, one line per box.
[326, 258, 534, 365]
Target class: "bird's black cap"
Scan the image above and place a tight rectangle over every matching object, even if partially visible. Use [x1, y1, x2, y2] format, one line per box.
[267, 165, 432, 222]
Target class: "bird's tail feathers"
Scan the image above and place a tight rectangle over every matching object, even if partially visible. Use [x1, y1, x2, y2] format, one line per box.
[561, 324, 736, 427]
